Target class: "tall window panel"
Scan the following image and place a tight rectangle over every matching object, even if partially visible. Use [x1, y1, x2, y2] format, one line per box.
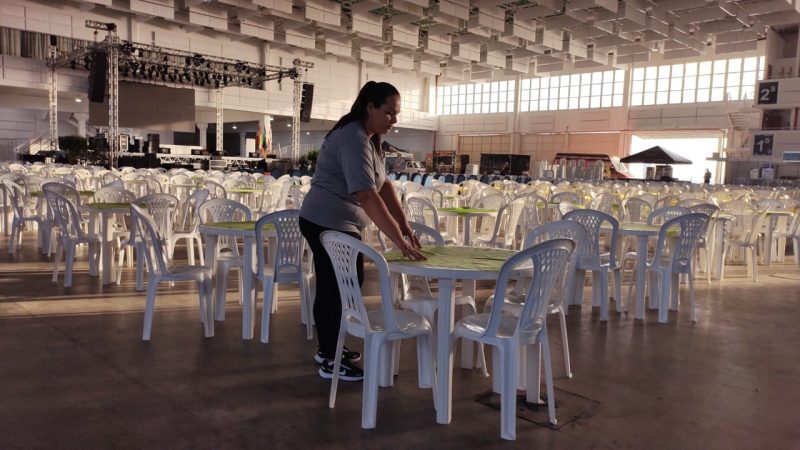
[630, 55, 766, 106]
[519, 69, 625, 112]
[435, 80, 516, 116]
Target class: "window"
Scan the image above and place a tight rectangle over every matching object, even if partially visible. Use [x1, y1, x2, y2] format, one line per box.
[519, 69, 625, 112]
[436, 80, 515, 116]
[629, 55, 766, 106]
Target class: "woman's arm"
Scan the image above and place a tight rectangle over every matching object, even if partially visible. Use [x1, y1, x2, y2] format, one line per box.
[355, 188, 425, 260]
[378, 180, 421, 249]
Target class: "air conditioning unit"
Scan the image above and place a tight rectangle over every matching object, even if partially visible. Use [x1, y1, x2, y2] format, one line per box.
[782, 151, 800, 162]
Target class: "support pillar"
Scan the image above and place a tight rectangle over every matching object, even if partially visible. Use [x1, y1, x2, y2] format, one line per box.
[73, 113, 89, 138]
[197, 123, 208, 149]
[240, 132, 247, 157]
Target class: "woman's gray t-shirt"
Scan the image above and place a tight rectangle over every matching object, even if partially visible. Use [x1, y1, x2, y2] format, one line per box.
[300, 121, 386, 233]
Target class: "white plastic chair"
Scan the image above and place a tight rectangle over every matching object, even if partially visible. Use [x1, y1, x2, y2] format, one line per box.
[116, 194, 178, 290]
[450, 239, 575, 440]
[199, 199, 252, 320]
[645, 213, 709, 323]
[722, 210, 768, 281]
[169, 189, 209, 266]
[563, 209, 622, 320]
[46, 192, 101, 287]
[2, 180, 46, 253]
[41, 182, 83, 256]
[130, 204, 213, 340]
[623, 197, 652, 223]
[775, 211, 800, 265]
[321, 230, 435, 430]
[474, 198, 526, 249]
[255, 209, 312, 343]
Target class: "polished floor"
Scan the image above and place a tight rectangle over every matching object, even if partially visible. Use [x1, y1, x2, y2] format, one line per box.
[1, 233, 799, 449]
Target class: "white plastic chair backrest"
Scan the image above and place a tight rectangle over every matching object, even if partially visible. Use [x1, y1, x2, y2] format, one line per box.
[677, 198, 704, 208]
[130, 204, 171, 277]
[742, 210, 769, 245]
[722, 200, 756, 234]
[558, 201, 580, 217]
[647, 206, 691, 226]
[405, 196, 439, 228]
[45, 192, 85, 241]
[523, 220, 589, 255]
[255, 209, 304, 278]
[690, 203, 719, 217]
[650, 213, 709, 271]
[289, 185, 306, 209]
[94, 186, 135, 203]
[104, 179, 125, 189]
[416, 186, 444, 207]
[2, 180, 26, 218]
[495, 198, 526, 248]
[550, 191, 581, 204]
[653, 195, 679, 210]
[320, 231, 399, 334]
[170, 173, 192, 185]
[42, 177, 76, 188]
[755, 199, 783, 211]
[638, 193, 657, 206]
[201, 179, 227, 199]
[175, 188, 209, 232]
[624, 197, 652, 223]
[199, 198, 251, 224]
[514, 193, 548, 228]
[135, 194, 178, 238]
[42, 182, 81, 208]
[483, 239, 574, 340]
[474, 193, 506, 210]
[409, 221, 445, 246]
[591, 193, 618, 216]
[563, 209, 619, 262]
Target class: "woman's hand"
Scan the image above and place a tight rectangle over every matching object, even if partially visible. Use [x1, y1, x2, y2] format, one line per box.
[399, 221, 422, 249]
[394, 236, 426, 261]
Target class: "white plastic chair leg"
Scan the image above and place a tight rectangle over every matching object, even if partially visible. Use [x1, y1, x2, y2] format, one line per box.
[142, 278, 159, 340]
[215, 266, 228, 320]
[540, 329, 557, 426]
[658, 271, 670, 323]
[52, 240, 62, 282]
[64, 243, 75, 288]
[599, 269, 609, 321]
[688, 272, 698, 322]
[500, 345, 518, 440]
[328, 320, 348, 409]
[259, 277, 275, 343]
[558, 310, 572, 378]
[362, 335, 382, 429]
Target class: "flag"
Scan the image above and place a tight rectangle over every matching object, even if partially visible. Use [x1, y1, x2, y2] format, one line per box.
[255, 124, 263, 157]
[264, 119, 272, 157]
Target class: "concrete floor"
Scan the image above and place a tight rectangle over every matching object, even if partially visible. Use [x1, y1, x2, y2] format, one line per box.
[1, 234, 799, 449]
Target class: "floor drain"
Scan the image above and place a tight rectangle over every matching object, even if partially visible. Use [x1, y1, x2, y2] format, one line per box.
[476, 388, 600, 430]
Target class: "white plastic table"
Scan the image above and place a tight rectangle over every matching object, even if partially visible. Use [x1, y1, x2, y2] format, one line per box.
[386, 245, 516, 425]
[199, 221, 275, 339]
[436, 207, 497, 246]
[762, 210, 793, 266]
[616, 223, 661, 320]
[80, 202, 132, 285]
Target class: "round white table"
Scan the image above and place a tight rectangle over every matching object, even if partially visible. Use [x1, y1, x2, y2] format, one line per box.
[199, 221, 276, 340]
[386, 245, 516, 425]
[80, 202, 132, 285]
[436, 207, 497, 246]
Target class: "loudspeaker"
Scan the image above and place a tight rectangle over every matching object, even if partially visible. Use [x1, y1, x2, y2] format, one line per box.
[145, 153, 160, 168]
[300, 83, 314, 123]
[147, 134, 160, 154]
[49, 35, 57, 46]
[88, 50, 108, 103]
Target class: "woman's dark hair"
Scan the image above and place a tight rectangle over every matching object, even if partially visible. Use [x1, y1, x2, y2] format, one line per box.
[327, 81, 399, 153]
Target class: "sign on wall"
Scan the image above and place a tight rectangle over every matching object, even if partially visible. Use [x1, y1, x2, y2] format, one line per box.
[757, 81, 779, 105]
[752, 133, 773, 156]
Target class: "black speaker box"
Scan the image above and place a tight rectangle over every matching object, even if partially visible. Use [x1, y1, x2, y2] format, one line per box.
[147, 134, 160, 154]
[88, 50, 108, 103]
[300, 83, 314, 123]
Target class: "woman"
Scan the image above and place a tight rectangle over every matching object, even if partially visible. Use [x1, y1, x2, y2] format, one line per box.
[300, 81, 425, 381]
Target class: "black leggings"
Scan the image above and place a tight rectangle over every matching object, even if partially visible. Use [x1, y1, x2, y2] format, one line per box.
[299, 217, 364, 359]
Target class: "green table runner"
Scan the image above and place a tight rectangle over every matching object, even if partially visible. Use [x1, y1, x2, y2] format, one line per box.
[228, 188, 262, 194]
[438, 207, 497, 215]
[31, 190, 95, 198]
[385, 245, 513, 271]
[206, 221, 275, 231]
[84, 202, 138, 210]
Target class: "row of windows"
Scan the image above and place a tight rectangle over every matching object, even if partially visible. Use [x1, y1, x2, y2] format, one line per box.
[629, 56, 766, 106]
[520, 70, 625, 111]
[435, 56, 767, 115]
[436, 80, 516, 115]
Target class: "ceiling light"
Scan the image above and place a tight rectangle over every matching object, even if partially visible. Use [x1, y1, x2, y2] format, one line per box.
[305, 131, 310, 135]
[394, 129, 399, 133]
[74, 98, 82, 103]
[286, 123, 291, 127]
[232, 125, 237, 130]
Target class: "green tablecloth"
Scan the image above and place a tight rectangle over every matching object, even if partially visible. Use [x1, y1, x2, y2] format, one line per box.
[206, 221, 275, 231]
[228, 188, 262, 194]
[385, 245, 512, 271]
[31, 190, 95, 198]
[438, 207, 497, 215]
[84, 202, 138, 210]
